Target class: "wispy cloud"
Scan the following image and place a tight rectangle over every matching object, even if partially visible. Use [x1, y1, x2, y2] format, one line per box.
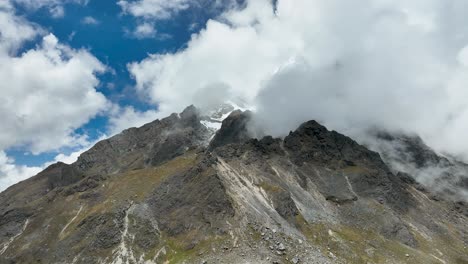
[131, 22, 157, 39]
[81, 16, 99, 25]
[11, 0, 89, 18]
[118, 0, 191, 20]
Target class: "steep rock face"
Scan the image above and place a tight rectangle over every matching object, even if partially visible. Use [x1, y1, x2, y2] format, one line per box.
[147, 155, 235, 237]
[209, 110, 252, 150]
[38, 162, 84, 190]
[75, 105, 212, 176]
[0, 107, 467, 264]
[282, 121, 416, 212]
[212, 120, 420, 248]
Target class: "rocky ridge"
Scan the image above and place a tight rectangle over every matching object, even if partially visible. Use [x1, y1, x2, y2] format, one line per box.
[0, 105, 466, 264]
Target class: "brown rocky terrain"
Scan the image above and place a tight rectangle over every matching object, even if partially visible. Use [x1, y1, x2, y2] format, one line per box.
[0, 106, 466, 264]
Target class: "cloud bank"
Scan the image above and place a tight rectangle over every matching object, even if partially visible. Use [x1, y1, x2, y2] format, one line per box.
[128, 0, 468, 162]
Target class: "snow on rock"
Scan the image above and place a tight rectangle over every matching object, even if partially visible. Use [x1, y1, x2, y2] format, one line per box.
[201, 120, 222, 130]
[200, 102, 239, 132]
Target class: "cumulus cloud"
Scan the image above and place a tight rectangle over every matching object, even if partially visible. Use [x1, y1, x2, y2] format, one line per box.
[0, 33, 108, 153]
[0, 1, 108, 190]
[127, 0, 468, 163]
[0, 3, 39, 52]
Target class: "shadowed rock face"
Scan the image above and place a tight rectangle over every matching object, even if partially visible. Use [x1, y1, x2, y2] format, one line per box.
[209, 110, 252, 150]
[212, 118, 420, 246]
[284, 121, 386, 168]
[147, 155, 235, 237]
[0, 107, 467, 264]
[74, 105, 212, 177]
[38, 162, 84, 190]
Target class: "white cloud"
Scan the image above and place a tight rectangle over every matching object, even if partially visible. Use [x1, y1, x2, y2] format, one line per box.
[0, 33, 108, 153]
[0, 1, 109, 190]
[0, 3, 39, 52]
[126, 0, 292, 117]
[49, 5, 64, 18]
[81, 16, 99, 25]
[0, 151, 42, 192]
[118, 0, 240, 20]
[127, 0, 468, 162]
[108, 105, 159, 135]
[118, 0, 241, 40]
[132, 22, 157, 39]
[118, 0, 191, 20]
[11, 0, 89, 18]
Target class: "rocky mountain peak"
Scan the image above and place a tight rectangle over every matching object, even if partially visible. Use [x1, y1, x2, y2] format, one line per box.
[179, 104, 199, 121]
[209, 109, 253, 150]
[0, 105, 466, 264]
[74, 106, 212, 177]
[284, 120, 385, 170]
[38, 162, 83, 190]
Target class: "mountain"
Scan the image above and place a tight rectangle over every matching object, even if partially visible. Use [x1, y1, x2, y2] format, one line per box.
[0, 106, 466, 264]
[367, 131, 468, 203]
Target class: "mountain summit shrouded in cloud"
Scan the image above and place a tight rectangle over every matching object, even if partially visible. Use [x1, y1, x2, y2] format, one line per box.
[127, 0, 468, 163]
[1, 1, 468, 194]
[0, 1, 468, 263]
[0, 105, 467, 263]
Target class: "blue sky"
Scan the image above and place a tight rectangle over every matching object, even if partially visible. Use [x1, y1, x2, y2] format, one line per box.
[14, 0, 223, 111]
[3, 0, 468, 191]
[4, 0, 234, 167]
[0, 0, 256, 190]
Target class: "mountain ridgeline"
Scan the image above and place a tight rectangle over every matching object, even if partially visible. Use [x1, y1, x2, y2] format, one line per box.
[0, 106, 466, 264]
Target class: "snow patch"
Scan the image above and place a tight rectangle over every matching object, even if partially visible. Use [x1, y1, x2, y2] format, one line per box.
[200, 120, 222, 130]
[210, 111, 233, 122]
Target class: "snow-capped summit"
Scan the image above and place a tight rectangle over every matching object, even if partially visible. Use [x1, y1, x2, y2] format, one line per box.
[199, 101, 248, 132]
